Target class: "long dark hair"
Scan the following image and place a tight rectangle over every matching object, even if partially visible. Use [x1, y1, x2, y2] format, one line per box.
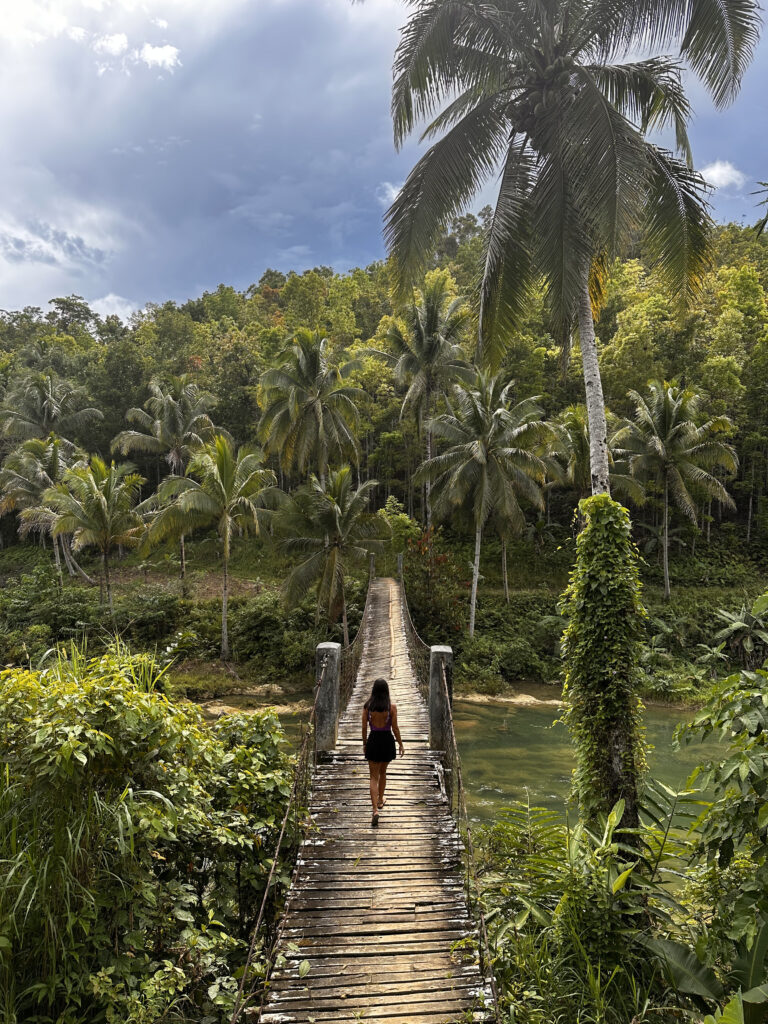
[365, 678, 391, 713]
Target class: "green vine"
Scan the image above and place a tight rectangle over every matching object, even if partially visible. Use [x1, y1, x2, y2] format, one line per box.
[560, 495, 647, 828]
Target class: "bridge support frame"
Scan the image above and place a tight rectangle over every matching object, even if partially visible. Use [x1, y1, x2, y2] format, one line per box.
[429, 645, 453, 751]
[315, 642, 341, 752]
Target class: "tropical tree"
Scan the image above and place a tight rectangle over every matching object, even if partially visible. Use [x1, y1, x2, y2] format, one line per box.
[617, 380, 738, 598]
[385, 0, 758, 495]
[0, 370, 103, 440]
[552, 404, 645, 507]
[0, 435, 94, 585]
[112, 375, 220, 475]
[420, 372, 549, 636]
[375, 272, 473, 531]
[275, 466, 388, 645]
[112, 375, 222, 577]
[259, 330, 363, 487]
[146, 435, 277, 658]
[26, 457, 145, 612]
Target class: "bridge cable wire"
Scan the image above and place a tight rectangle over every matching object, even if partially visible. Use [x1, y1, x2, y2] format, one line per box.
[230, 653, 329, 1024]
[400, 574, 501, 1022]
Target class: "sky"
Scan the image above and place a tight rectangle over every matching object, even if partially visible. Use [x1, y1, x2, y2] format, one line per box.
[1, 0, 767, 320]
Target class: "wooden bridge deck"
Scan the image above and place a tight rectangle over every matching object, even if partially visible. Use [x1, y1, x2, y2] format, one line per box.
[261, 577, 490, 1024]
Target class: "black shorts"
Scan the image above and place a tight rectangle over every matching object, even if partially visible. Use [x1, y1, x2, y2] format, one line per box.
[365, 730, 396, 763]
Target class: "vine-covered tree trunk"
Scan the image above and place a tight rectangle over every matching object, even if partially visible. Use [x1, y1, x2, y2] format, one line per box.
[561, 496, 645, 832]
[469, 522, 482, 638]
[577, 263, 611, 496]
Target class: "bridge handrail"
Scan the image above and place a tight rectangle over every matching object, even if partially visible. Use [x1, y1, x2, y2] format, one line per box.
[230, 655, 329, 1024]
[339, 581, 374, 718]
[398, 575, 430, 705]
[439, 660, 501, 1021]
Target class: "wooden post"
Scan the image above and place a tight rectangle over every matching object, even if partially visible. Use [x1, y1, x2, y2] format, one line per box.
[429, 645, 453, 751]
[368, 552, 375, 583]
[315, 642, 341, 753]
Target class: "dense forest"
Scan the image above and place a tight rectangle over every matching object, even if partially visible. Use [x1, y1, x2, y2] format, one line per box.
[1, 218, 768, 694]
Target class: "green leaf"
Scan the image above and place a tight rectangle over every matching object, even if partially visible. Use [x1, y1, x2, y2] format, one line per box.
[612, 863, 636, 893]
[299, 960, 311, 979]
[641, 936, 724, 1000]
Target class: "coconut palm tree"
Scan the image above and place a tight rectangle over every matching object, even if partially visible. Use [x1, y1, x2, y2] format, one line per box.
[420, 372, 550, 636]
[112, 375, 223, 577]
[275, 466, 389, 645]
[374, 272, 473, 531]
[112, 375, 220, 474]
[0, 370, 103, 440]
[385, 0, 758, 495]
[27, 457, 145, 612]
[259, 330, 363, 487]
[552, 404, 645, 508]
[0, 435, 94, 585]
[617, 380, 738, 598]
[146, 435, 277, 658]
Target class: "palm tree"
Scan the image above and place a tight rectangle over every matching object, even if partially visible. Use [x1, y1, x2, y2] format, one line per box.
[617, 380, 738, 598]
[552, 404, 645, 507]
[275, 466, 388, 645]
[0, 370, 103, 440]
[112, 375, 222, 577]
[385, 0, 758, 495]
[420, 372, 549, 636]
[376, 273, 473, 531]
[27, 457, 145, 613]
[259, 330, 363, 487]
[0, 435, 94, 585]
[146, 435, 277, 658]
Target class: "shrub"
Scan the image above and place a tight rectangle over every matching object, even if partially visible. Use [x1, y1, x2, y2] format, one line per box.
[0, 647, 293, 1023]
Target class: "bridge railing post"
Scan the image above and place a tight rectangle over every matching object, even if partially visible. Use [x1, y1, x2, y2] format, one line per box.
[429, 645, 453, 751]
[368, 552, 375, 583]
[397, 552, 403, 581]
[315, 642, 341, 753]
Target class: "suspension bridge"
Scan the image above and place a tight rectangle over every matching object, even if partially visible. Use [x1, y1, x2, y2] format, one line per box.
[243, 574, 496, 1024]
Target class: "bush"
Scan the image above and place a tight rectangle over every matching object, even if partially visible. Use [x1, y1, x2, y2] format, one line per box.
[0, 647, 293, 1023]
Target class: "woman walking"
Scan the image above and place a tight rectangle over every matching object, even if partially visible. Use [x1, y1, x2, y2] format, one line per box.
[362, 678, 404, 827]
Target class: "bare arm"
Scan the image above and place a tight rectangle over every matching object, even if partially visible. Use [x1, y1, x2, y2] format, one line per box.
[361, 706, 368, 750]
[391, 703, 404, 756]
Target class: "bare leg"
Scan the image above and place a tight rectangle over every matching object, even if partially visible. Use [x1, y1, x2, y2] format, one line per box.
[378, 764, 388, 807]
[368, 762, 380, 813]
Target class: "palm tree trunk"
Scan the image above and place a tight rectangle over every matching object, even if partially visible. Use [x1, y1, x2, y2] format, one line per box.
[180, 534, 187, 578]
[341, 587, 350, 647]
[221, 553, 230, 660]
[577, 262, 611, 496]
[425, 426, 432, 534]
[52, 534, 63, 588]
[663, 478, 671, 601]
[501, 537, 509, 604]
[103, 552, 114, 615]
[469, 521, 483, 638]
[62, 541, 95, 585]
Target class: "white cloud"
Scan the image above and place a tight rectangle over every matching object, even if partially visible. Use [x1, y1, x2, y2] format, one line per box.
[376, 180, 402, 206]
[152, 18, 169, 29]
[701, 160, 747, 191]
[91, 293, 135, 320]
[93, 32, 129, 56]
[137, 42, 181, 69]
